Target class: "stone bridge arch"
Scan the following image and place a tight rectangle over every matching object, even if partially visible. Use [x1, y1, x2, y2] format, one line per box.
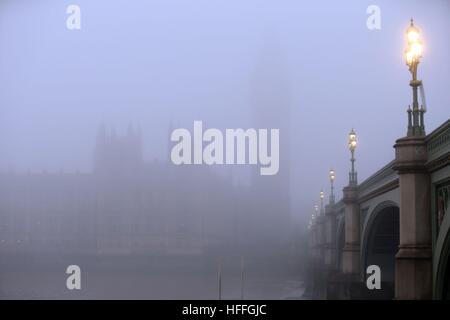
[434, 205, 450, 299]
[360, 200, 399, 299]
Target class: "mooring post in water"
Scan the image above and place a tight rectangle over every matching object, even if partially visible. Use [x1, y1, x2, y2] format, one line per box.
[218, 257, 222, 300]
[240, 256, 245, 300]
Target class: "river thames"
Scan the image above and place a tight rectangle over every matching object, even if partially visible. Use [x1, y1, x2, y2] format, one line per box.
[0, 254, 305, 300]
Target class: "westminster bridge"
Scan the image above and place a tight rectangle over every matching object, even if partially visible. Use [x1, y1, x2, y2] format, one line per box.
[305, 19, 450, 300]
[305, 117, 450, 300]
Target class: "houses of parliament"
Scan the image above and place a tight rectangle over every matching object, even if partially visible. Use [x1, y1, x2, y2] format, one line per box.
[0, 125, 291, 257]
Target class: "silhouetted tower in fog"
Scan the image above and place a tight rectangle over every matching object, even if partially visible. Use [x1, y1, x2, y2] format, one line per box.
[94, 124, 143, 175]
[249, 38, 292, 244]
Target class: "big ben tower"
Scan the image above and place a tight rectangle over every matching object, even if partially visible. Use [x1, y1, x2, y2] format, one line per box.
[249, 36, 292, 246]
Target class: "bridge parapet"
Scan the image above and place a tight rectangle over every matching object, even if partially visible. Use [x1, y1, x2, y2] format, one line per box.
[427, 120, 450, 158]
[426, 120, 450, 172]
[357, 161, 398, 203]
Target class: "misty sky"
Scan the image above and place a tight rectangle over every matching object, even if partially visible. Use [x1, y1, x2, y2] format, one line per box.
[0, 0, 449, 222]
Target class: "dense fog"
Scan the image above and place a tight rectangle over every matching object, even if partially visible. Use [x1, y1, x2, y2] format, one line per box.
[0, 0, 448, 299]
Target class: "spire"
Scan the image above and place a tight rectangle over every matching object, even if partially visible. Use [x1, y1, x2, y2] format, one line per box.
[110, 126, 117, 140]
[127, 123, 134, 137]
[96, 123, 106, 144]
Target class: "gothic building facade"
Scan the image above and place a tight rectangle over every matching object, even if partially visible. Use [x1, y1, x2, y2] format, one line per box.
[0, 126, 291, 257]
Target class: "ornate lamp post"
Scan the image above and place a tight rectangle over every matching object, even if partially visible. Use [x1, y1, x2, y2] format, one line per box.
[405, 19, 425, 136]
[320, 191, 325, 215]
[342, 129, 360, 277]
[393, 19, 432, 299]
[348, 129, 357, 186]
[329, 169, 335, 205]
